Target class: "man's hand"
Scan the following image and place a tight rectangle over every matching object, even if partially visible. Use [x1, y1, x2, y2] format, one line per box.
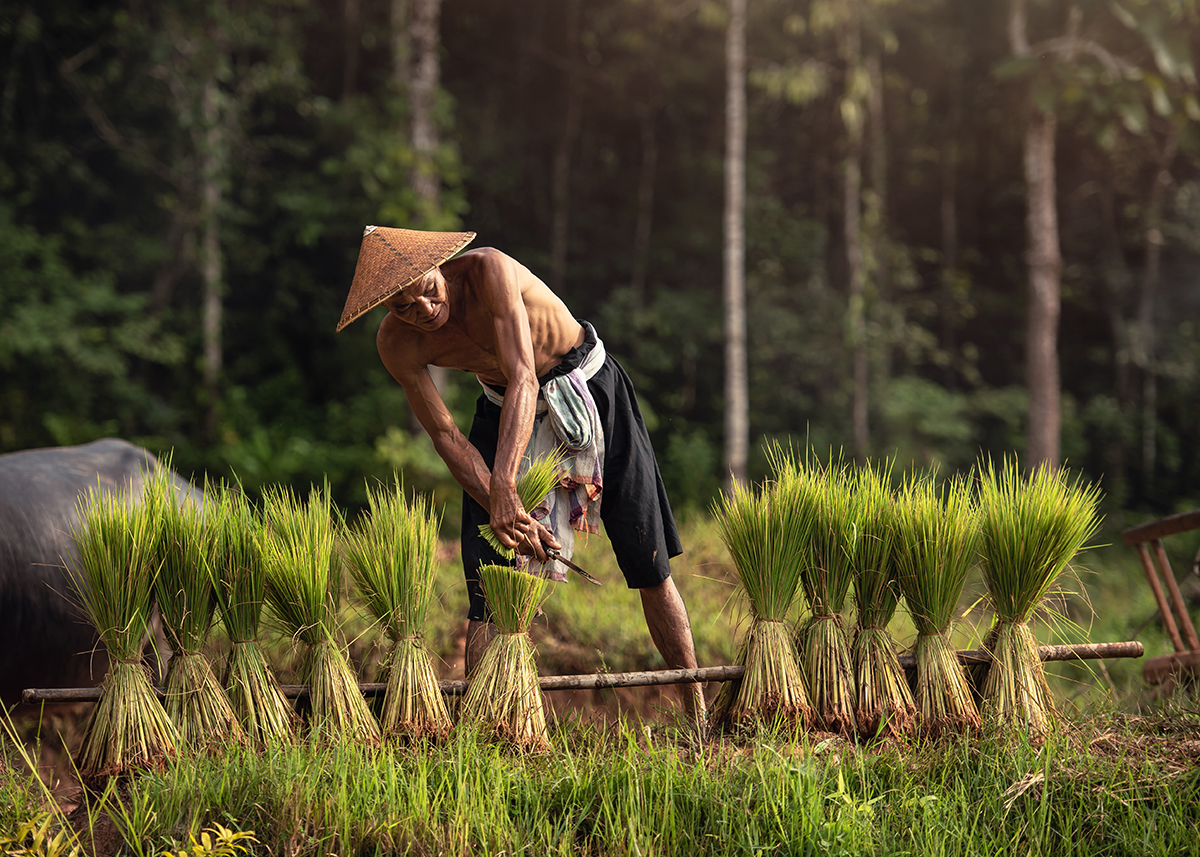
[489, 484, 560, 562]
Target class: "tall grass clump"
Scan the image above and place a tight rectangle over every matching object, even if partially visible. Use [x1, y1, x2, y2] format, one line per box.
[976, 457, 1102, 739]
[849, 462, 917, 740]
[478, 453, 564, 560]
[460, 565, 552, 750]
[342, 479, 451, 741]
[67, 482, 177, 782]
[259, 484, 380, 745]
[145, 468, 244, 749]
[210, 481, 297, 745]
[709, 471, 813, 732]
[893, 473, 982, 737]
[776, 449, 857, 736]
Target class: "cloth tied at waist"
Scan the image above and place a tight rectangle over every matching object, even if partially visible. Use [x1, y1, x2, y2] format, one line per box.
[480, 326, 607, 582]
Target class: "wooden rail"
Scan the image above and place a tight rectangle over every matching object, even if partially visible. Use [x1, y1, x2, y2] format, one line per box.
[1122, 509, 1200, 690]
[20, 641, 1143, 704]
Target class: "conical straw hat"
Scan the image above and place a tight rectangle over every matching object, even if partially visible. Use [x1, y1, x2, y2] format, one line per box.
[337, 226, 476, 332]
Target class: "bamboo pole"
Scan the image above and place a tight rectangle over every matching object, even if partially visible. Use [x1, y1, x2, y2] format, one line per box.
[20, 642, 1144, 704]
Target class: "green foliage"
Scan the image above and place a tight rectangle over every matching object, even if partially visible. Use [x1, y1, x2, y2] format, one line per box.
[157, 823, 257, 857]
[0, 812, 82, 857]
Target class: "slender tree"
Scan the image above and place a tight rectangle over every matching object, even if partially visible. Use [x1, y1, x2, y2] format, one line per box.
[724, 0, 748, 486]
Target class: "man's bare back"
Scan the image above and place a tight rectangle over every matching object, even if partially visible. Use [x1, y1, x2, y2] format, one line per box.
[377, 248, 583, 386]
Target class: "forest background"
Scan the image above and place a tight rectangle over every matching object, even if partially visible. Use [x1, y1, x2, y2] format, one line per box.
[3, 0, 1200, 536]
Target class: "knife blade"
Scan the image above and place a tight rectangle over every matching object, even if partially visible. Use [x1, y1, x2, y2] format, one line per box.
[544, 547, 603, 586]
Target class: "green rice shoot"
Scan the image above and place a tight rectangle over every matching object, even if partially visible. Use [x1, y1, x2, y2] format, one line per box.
[209, 479, 297, 745]
[145, 466, 244, 749]
[479, 452, 565, 560]
[67, 480, 178, 781]
[259, 483, 380, 745]
[342, 478, 451, 741]
[976, 457, 1103, 739]
[709, 466, 813, 732]
[893, 472, 982, 737]
[774, 448, 857, 736]
[461, 564, 552, 751]
[849, 461, 916, 740]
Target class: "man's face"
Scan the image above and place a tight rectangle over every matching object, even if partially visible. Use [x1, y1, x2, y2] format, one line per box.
[383, 268, 449, 331]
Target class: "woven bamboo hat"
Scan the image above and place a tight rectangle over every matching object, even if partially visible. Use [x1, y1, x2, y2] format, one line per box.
[337, 225, 476, 332]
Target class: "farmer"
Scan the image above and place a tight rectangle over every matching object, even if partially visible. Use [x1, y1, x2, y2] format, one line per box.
[337, 226, 705, 722]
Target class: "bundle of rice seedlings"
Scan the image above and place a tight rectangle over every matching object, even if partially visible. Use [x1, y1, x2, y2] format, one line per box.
[144, 468, 244, 750]
[775, 449, 857, 736]
[893, 473, 982, 738]
[460, 564, 552, 751]
[849, 462, 917, 740]
[341, 479, 451, 741]
[67, 483, 177, 781]
[709, 472, 813, 732]
[976, 457, 1102, 739]
[209, 481, 297, 745]
[259, 484, 380, 745]
[478, 453, 564, 560]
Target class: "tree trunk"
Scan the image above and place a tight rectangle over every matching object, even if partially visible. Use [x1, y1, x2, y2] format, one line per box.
[342, 0, 360, 100]
[1022, 109, 1062, 469]
[866, 44, 890, 381]
[631, 105, 658, 309]
[391, 0, 410, 95]
[723, 0, 748, 486]
[410, 0, 441, 218]
[1010, 0, 1061, 470]
[408, 0, 448, 399]
[200, 71, 224, 443]
[550, 0, 582, 293]
[940, 59, 962, 389]
[843, 14, 869, 462]
[1135, 124, 1179, 492]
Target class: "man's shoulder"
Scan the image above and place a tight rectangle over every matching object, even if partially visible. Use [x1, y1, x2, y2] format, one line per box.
[376, 313, 428, 375]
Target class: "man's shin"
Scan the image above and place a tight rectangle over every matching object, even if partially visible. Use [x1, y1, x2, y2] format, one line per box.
[465, 618, 496, 677]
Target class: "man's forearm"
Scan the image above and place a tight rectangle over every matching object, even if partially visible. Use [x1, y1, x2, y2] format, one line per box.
[489, 372, 539, 498]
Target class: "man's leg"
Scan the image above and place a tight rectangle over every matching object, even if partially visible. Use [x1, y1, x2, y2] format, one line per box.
[465, 618, 495, 676]
[639, 576, 706, 724]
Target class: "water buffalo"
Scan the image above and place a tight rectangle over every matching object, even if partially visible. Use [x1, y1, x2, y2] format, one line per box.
[0, 438, 200, 705]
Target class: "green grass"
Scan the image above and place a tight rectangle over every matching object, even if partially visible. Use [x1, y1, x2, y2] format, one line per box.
[4, 708, 1199, 856]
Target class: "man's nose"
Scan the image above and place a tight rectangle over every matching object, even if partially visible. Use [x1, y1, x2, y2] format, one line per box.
[415, 297, 435, 317]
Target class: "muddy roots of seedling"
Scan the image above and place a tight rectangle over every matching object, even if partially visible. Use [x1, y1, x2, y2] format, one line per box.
[461, 632, 549, 752]
[913, 632, 981, 738]
[379, 638, 452, 742]
[983, 621, 1054, 741]
[305, 640, 381, 745]
[852, 627, 916, 740]
[77, 661, 177, 783]
[224, 641, 298, 745]
[800, 615, 856, 736]
[163, 651, 245, 750]
[712, 618, 811, 733]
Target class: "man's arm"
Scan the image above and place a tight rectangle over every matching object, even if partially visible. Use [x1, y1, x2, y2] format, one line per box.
[377, 338, 492, 508]
[376, 305, 558, 559]
[473, 249, 544, 556]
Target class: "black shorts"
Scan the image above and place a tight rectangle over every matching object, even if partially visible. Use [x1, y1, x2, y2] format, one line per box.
[461, 323, 682, 622]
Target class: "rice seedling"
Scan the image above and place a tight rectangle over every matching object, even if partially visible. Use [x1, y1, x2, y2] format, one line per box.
[341, 478, 451, 742]
[209, 481, 297, 745]
[144, 467, 244, 750]
[460, 564, 552, 751]
[849, 461, 917, 740]
[259, 483, 380, 745]
[709, 468, 813, 733]
[975, 457, 1102, 739]
[893, 472, 982, 737]
[774, 448, 857, 736]
[478, 453, 564, 560]
[67, 481, 177, 782]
